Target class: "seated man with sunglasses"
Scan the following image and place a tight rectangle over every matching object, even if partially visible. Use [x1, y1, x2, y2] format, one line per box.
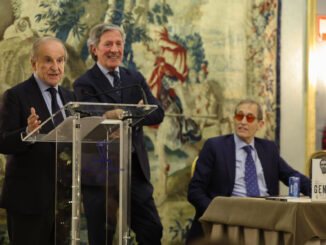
[186, 99, 311, 244]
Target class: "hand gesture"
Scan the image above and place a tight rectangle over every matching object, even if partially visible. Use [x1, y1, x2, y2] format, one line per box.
[27, 107, 41, 135]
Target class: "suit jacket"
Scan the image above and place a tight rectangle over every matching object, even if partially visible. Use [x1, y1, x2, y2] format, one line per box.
[187, 134, 311, 242]
[73, 64, 164, 182]
[0, 75, 76, 214]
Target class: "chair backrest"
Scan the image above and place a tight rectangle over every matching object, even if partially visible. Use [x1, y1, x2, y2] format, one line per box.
[190, 156, 199, 178]
[306, 150, 326, 178]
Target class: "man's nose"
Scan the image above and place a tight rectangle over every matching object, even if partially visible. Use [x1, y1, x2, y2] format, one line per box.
[241, 116, 248, 123]
[111, 44, 119, 52]
[51, 61, 59, 70]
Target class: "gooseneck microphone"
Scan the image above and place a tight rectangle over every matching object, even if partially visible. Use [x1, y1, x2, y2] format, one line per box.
[81, 84, 148, 105]
[80, 84, 151, 126]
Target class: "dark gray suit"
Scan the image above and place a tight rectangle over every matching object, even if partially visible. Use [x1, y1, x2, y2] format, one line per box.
[0, 75, 76, 244]
[73, 64, 164, 245]
[186, 134, 311, 244]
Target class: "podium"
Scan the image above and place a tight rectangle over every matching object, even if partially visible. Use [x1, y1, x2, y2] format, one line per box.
[22, 102, 158, 245]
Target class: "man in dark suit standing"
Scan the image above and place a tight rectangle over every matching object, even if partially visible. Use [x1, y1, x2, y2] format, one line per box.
[0, 36, 75, 245]
[186, 99, 311, 244]
[73, 23, 164, 245]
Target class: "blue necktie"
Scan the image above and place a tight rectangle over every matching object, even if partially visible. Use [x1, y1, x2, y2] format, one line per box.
[243, 145, 260, 197]
[47, 87, 64, 126]
[109, 71, 121, 98]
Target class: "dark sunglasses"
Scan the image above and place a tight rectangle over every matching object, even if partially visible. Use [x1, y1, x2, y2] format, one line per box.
[234, 113, 256, 123]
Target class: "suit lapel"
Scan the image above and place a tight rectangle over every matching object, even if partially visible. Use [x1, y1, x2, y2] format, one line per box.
[58, 87, 74, 117]
[91, 64, 121, 103]
[223, 136, 236, 192]
[119, 67, 141, 104]
[255, 139, 272, 191]
[58, 87, 67, 106]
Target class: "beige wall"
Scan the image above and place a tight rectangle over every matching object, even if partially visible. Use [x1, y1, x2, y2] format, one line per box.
[280, 0, 307, 194]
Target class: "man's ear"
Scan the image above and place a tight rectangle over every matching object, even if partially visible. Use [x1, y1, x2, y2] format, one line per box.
[90, 45, 97, 56]
[258, 120, 264, 130]
[30, 58, 36, 71]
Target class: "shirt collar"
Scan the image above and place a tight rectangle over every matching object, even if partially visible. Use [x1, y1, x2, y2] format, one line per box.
[33, 73, 59, 92]
[234, 133, 255, 151]
[97, 62, 120, 76]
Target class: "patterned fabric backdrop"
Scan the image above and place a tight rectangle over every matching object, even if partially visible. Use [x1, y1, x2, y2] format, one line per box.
[0, 0, 280, 244]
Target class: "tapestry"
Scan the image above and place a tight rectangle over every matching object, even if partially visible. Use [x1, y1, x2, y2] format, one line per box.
[0, 0, 280, 244]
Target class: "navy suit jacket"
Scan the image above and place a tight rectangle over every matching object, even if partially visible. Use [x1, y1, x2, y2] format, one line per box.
[187, 134, 311, 242]
[0, 75, 76, 214]
[73, 64, 164, 182]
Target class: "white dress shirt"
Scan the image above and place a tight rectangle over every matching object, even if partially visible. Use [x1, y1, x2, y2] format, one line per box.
[97, 62, 120, 87]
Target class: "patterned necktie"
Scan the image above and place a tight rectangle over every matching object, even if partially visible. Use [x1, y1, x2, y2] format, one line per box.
[109, 71, 121, 98]
[243, 145, 260, 197]
[47, 87, 64, 126]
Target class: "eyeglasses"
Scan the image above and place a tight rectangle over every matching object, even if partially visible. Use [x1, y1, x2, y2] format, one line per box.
[234, 113, 256, 123]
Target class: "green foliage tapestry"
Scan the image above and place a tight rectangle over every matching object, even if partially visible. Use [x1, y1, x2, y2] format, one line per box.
[0, 0, 280, 244]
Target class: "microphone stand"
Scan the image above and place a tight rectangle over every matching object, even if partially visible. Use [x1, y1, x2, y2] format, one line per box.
[81, 84, 148, 105]
[80, 85, 151, 126]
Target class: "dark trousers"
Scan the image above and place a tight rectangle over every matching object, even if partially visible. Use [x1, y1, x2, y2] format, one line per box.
[6, 210, 54, 245]
[82, 185, 118, 245]
[185, 218, 204, 245]
[82, 153, 162, 245]
[130, 154, 162, 245]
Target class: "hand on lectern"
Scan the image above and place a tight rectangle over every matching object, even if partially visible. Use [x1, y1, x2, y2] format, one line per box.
[27, 107, 41, 135]
[102, 109, 124, 120]
[102, 109, 124, 138]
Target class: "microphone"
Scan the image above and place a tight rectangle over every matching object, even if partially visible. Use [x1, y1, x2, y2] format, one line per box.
[81, 84, 148, 104]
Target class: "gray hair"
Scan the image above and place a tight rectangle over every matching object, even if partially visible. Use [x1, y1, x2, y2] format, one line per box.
[31, 36, 68, 62]
[87, 23, 125, 61]
[234, 99, 263, 121]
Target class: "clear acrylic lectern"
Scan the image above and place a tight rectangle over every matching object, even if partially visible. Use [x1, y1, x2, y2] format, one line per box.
[22, 102, 158, 245]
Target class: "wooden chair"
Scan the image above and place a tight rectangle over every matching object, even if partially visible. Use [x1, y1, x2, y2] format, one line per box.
[306, 150, 326, 178]
[190, 156, 199, 178]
